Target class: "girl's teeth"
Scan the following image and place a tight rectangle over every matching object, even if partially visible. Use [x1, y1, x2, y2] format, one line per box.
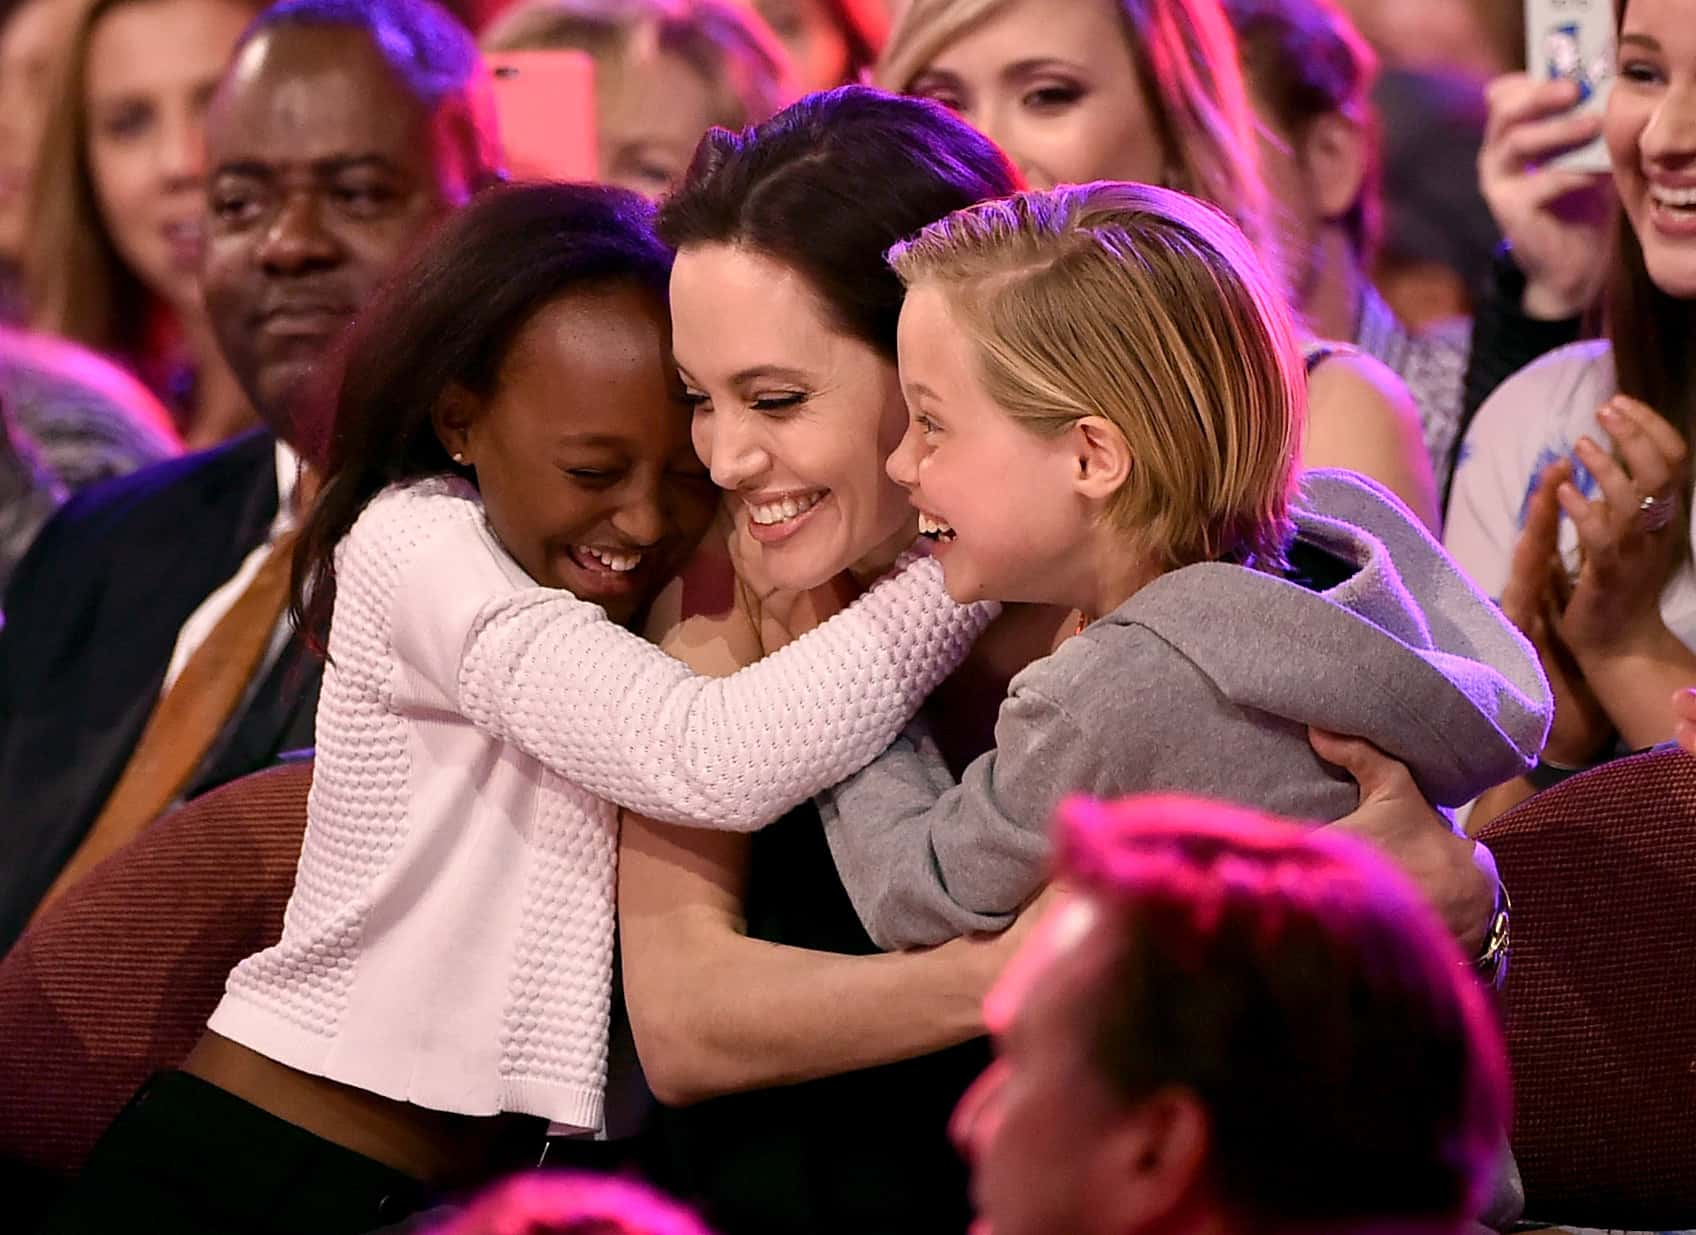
[918, 512, 956, 538]
[749, 491, 824, 526]
[582, 547, 640, 572]
[1653, 184, 1696, 209]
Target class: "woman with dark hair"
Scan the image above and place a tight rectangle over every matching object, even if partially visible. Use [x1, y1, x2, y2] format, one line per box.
[37, 180, 994, 1235]
[1446, 0, 1696, 822]
[617, 86, 1506, 1235]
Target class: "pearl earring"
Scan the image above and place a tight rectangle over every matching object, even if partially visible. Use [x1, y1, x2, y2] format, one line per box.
[452, 452, 468, 465]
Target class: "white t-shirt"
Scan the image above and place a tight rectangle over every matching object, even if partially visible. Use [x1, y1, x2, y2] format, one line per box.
[1445, 339, 1696, 653]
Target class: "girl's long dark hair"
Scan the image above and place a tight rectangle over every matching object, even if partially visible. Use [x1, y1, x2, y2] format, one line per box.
[290, 181, 675, 653]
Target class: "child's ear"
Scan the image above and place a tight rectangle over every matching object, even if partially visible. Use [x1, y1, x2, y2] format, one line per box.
[1069, 416, 1132, 503]
[431, 384, 480, 468]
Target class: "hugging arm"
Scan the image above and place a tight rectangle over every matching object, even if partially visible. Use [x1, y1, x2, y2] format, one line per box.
[384, 507, 994, 830]
[613, 539, 1035, 1105]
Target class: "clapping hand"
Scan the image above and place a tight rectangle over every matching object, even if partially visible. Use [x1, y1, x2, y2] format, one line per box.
[1549, 396, 1688, 661]
[1499, 461, 1615, 766]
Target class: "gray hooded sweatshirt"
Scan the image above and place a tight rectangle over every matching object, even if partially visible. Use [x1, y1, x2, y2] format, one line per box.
[818, 469, 1553, 951]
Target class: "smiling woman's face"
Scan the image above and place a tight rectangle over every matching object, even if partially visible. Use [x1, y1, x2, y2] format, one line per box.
[669, 242, 917, 592]
[902, 0, 1165, 191]
[82, 0, 255, 314]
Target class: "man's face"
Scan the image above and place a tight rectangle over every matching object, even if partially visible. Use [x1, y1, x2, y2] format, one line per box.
[201, 24, 479, 441]
[953, 895, 1133, 1235]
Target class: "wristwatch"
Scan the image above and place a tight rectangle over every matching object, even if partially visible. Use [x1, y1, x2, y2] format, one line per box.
[1472, 881, 1511, 992]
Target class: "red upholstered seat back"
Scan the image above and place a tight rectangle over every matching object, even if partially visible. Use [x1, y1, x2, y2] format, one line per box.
[1477, 746, 1696, 1228]
[0, 760, 311, 1178]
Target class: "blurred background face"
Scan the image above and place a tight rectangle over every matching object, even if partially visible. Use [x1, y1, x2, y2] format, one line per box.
[83, 0, 254, 316]
[954, 895, 1131, 1235]
[903, 0, 1166, 190]
[201, 25, 473, 427]
[0, 0, 72, 264]
[599, 48, 718, 199]
[1332, 0, 1503, 79]
[749, 0, 851, 91]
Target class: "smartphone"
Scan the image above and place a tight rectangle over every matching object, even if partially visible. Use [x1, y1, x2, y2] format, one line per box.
[488, 50, 599, 183]
[1525, 0, 1617, 173]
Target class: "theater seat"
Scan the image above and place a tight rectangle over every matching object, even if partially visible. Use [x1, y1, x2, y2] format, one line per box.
[0, 760, 312, 1197]
[1476, 746, 1696, 1229]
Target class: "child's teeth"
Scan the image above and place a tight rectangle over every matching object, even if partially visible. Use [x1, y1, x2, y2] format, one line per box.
[1654, 184, 1696, 208]
[582, 547, 641, 572]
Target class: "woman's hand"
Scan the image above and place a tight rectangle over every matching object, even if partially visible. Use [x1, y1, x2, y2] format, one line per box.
[1308, 728, 1498, 954]
[1478, 73, 1615, 320]
[1552, 397, 1688, 661]
[1499, 461, 1615, 765]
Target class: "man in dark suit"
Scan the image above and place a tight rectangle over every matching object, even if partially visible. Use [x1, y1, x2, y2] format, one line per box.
[0, 0, 502, 954]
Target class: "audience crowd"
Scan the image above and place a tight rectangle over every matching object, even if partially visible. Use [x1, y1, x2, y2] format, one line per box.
[0, 0, 1690, 1232]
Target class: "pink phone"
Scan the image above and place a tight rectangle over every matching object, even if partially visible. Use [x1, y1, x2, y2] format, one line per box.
[488, 50, 599, 183]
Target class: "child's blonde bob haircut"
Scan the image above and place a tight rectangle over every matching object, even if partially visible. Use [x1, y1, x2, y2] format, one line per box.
[887, 181, 1305, 574]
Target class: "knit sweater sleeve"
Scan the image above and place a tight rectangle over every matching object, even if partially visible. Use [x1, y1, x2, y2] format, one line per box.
[380, 485, 996, 832]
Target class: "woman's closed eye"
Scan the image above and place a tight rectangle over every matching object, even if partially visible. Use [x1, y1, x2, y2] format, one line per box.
[751, 391, 807, 413]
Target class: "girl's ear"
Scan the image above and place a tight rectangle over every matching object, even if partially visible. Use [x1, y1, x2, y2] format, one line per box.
[432, 384, 480, 467]
[1069, 416, 1132, 503]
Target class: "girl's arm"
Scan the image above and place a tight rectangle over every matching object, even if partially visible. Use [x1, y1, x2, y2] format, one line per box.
[377, 494, 995, 831]
[1307, 350, 1441, 533]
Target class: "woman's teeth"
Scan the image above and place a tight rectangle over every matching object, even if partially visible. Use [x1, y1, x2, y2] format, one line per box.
[580, 546, 641, 572]
[748, 491, 825, 526]
[918, 512, 956, 540]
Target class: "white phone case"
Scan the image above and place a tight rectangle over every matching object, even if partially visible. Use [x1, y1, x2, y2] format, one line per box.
[1525, 0, 1617, 173]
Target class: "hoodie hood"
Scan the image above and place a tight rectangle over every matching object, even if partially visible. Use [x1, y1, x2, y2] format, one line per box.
[1111, 469, 1552, 807]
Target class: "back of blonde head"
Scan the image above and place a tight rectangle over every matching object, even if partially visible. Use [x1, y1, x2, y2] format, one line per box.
[876, 0, 1276, 282]
[888, 181, 1304, 572]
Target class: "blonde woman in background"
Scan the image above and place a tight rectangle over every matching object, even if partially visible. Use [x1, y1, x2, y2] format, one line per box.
[483, 0, 796, 199]
[26, 0, 262, 448]
[876, 0, 1441, 529]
